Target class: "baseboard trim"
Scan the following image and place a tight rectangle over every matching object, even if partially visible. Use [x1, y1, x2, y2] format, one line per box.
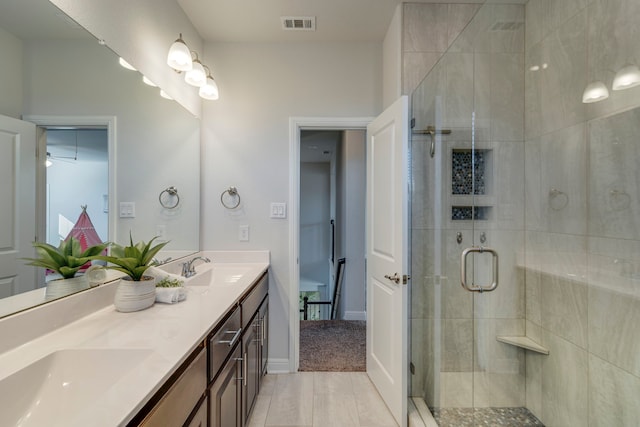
[267, 358, 291, 374]
[343, 311, 367, 321]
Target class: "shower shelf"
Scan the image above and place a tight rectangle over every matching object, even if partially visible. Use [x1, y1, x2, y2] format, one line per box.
[496, 336, 549, 355]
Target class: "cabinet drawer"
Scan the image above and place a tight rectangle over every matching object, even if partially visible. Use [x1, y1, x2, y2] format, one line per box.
[209, 306, 241, 382]
[242, 274, 268, 328]
[141, 347, 206, 426]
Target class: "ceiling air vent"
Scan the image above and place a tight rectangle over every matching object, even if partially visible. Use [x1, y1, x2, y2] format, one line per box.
[281, 16, 316, 31]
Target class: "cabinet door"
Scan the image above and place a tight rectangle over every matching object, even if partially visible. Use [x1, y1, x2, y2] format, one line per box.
[210, 345, 242, 427]
[242, 317, 260, 423]
[259, 300, 268, 377]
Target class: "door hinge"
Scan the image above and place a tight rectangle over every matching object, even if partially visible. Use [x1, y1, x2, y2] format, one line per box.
[410, 118, 416, 129]
[402, 274, 411, 285]
[410, 362, 415, 375]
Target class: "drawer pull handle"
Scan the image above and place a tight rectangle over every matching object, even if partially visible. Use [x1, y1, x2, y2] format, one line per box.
[234, 357, 244, 382]
[243, 352, 248, 387]
[218, 328, 242, 347]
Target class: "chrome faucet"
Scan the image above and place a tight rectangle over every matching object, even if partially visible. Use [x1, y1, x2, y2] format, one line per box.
[152, 256, 172, 266]
[181, 256, 211, 278]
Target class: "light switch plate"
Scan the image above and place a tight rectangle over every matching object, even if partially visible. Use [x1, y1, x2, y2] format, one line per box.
[119, 202, 136, 218]
[270, 202, 287, 219]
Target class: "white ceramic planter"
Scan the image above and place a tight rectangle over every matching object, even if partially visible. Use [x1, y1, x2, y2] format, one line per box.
[45, 276, 90, 301]
[113, 276, 156, 312]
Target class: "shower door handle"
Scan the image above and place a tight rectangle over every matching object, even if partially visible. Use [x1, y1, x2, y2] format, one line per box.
[460, 246, 499, 293]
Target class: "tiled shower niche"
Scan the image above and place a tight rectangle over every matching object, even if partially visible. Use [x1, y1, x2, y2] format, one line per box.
[451, 148, 493, 220]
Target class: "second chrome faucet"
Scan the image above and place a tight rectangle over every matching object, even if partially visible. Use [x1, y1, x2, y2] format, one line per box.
[181, 256, 211, 278]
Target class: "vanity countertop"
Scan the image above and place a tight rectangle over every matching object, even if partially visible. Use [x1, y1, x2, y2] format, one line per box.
[0, 251, 269, 427]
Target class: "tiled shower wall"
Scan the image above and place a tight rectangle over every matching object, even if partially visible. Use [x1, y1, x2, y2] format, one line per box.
[524, 0, 640, 425]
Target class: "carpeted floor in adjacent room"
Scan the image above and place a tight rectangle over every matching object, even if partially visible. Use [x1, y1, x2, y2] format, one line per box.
[299, 320, 366, 372]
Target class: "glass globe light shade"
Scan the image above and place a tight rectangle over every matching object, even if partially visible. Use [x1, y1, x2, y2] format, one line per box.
[185, 60, 207, 87]
[199, 76, 219, 100]
[612, 64, 640, 91]
[582, 81, 609, 103]
[167, 35, 192, 72]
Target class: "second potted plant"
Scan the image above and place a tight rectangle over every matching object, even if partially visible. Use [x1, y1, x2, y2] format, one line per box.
[98, 234, 169, 312]
[24, 237, 109, 300]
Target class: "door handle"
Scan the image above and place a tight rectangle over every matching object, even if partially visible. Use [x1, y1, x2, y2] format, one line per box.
[384, 273, 400, 284]
[460, 246, 499, 293]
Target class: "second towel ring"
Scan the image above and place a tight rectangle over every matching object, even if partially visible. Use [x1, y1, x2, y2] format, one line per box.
[159, 186, 180, 209]
[221, 186, 241, 209]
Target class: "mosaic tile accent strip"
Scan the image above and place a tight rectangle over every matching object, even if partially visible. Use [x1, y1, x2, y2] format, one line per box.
[452, 150, 486, 195]
[451, 206, 490, 221]
[431, 407, 545, 427]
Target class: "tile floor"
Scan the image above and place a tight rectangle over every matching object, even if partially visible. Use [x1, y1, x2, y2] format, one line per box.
[247, 372, 399, 427]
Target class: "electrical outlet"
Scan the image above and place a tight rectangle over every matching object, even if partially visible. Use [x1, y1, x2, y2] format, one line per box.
[239, 225, 249, 241]
[119, 202, 136, 218]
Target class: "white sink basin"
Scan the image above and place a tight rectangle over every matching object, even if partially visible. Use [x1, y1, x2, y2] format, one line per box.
[184, 265, 253, 287]
[0, 348, 151, 427]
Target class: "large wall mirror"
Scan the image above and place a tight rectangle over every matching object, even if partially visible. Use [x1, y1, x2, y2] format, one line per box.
[0, 0, 200, 317]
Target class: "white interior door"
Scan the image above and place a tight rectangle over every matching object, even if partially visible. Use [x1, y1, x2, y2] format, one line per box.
[366, 96, 409, 427]
[0, 115, 37, 298]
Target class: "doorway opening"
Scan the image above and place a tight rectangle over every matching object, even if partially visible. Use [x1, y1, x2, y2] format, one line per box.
[44, 128, 109, 248]
[290, 118, 369, 372]
[25, 115, 116, 288]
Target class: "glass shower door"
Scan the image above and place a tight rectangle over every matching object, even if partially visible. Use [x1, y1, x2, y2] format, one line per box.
[409, 2, 534, 426]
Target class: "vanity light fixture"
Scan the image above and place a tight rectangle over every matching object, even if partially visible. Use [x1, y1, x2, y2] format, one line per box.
[582, 80, 609, 103]
[167, 33, 192, 72]
[199, 68, 219, 100]
[118, 57, 137, 71]
[612, 64, 640, 91]
[142, 76, 157, 87]
[167, 33, 220, 100]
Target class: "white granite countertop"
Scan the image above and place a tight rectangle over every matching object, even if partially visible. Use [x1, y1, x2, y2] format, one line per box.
[0, 251, 269, 427]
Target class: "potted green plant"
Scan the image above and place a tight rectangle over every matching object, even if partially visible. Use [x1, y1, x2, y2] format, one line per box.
[24, 237, 109, 300]
[97, 234, 169, 312]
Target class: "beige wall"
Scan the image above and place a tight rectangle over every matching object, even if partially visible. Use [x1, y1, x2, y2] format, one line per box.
[199, 41, 381, 367]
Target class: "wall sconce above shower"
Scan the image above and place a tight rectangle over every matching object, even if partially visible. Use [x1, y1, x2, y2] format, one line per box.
[582, 63, 640, 103]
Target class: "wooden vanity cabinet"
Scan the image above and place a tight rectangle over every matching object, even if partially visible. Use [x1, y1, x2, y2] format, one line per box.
[130, 271, 268, 427]
[134, 344, 207, 427]
[241, 274, 269, 424]
[209, 344, 242, 427]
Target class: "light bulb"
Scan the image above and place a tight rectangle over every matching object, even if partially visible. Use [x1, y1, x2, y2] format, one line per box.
[185, 60, 206, 87]
[167, 34, 192, 72]
[582, 81, 609, 103]
[612, 64, 640, 91]
[199, 75, 219, 100]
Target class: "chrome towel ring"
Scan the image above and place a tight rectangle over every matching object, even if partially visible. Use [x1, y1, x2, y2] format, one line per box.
[221, 186, 241, 209]
[159, 186, 180, 209]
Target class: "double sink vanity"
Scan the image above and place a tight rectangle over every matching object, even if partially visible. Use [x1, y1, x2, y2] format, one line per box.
[0, 251, 270, 427]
